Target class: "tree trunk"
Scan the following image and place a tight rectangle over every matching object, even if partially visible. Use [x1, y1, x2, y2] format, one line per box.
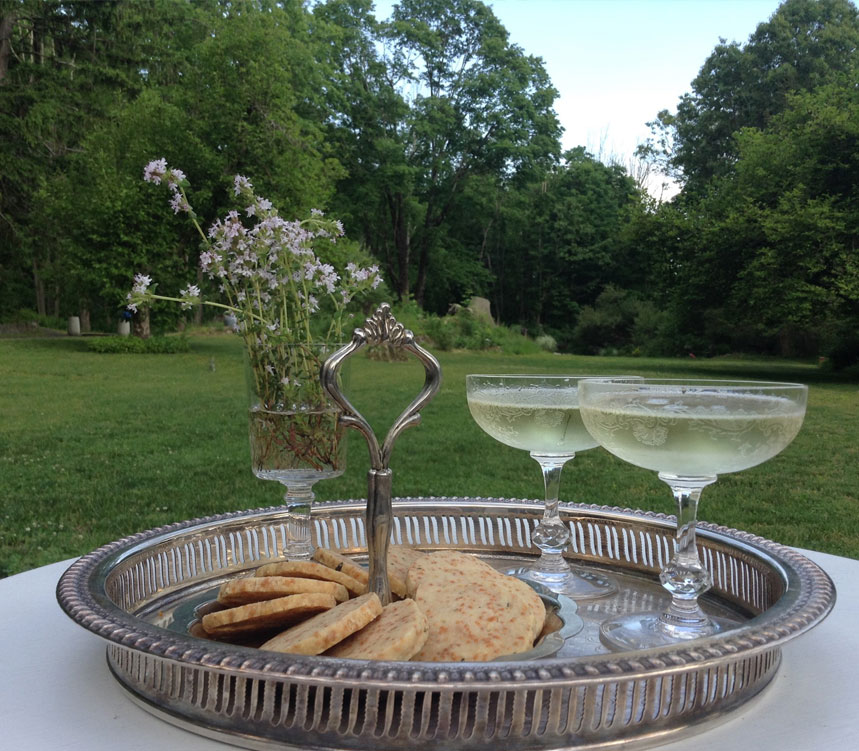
[389, 191, 411, 301]
[80, 308, 91, 333]
[32, 258, 46, 317]
[0, 12, 14, 86]
[133, 308, 151, 339]
[415, 233, 431, 307]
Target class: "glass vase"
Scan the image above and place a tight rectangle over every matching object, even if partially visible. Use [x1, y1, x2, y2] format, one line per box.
[246, 343, 347, 560]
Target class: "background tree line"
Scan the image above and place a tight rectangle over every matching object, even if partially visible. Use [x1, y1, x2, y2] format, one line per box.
[1, 0, 857, 366]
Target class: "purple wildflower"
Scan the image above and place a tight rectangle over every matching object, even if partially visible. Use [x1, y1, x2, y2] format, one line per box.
[143, 158, 167, 184]
[233, 175, 252, 195]
[169, 192, 191, 214]
[166, 168, 186, 188]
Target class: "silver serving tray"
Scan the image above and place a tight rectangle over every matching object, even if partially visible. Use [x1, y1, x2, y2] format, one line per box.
[57, 497, 835, 750]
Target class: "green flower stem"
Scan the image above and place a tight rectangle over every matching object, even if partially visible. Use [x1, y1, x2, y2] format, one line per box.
[175, 185, 210, 248]
[145, 293, 265, 323]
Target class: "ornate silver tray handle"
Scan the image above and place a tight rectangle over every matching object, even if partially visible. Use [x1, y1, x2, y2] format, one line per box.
[321, 303, 442, 605]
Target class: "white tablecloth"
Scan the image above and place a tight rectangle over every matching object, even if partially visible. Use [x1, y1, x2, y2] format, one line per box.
[2, 549, 857, 749]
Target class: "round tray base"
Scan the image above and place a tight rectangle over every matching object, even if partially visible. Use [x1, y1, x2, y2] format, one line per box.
[58, 497, 836, 751]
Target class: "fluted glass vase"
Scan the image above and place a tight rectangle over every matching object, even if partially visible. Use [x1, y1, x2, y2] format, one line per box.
[246, 343, 347, 560]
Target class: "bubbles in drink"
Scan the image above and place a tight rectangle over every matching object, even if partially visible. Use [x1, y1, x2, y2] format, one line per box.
[467, 386, 598, 455]
[580, 391, 805, 476]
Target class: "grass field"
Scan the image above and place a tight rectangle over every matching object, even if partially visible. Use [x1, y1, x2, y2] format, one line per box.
[1, 333, 857, 577]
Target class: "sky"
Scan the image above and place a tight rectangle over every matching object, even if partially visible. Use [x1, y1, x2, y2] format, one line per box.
[373, 0, 785, 191]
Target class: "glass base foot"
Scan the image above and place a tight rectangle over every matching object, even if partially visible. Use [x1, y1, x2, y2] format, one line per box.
[507, 564, 618, 600]
[285, 546, 314, 561]
[600, 610, 739, 651]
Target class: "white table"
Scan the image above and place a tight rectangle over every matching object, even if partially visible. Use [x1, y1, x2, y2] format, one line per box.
[2, 550, 857, 750]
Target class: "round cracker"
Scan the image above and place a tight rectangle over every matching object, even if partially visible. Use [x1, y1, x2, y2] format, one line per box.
[255, 560, 366, 597]
[217, 576, 349, 606]
[201, 592, 336, 638]
[325, 599, 428, 661]
[312, 548, 370, 586]
[405, 550, 498, 598]
[385, 545, 426, 598]
[261, 593, 383, 655]
[503, 575, 548, 640]
[411, 574, 540, 662]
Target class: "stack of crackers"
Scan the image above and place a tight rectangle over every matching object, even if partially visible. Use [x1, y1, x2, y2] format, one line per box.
[195, 547, 547, 662]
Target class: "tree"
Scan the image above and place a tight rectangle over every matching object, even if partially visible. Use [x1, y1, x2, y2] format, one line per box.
[179, 0, 340, 213]
[320, 0, 562, 308]
[2, 0, 346, 328]
[643, 0, 859, 193]
[636, 75, 859, 357]
[0, 0, 210, 321]
[474, 148, 640, 342]
[311, 0, 415, 300]
[726, 81, 859, 352]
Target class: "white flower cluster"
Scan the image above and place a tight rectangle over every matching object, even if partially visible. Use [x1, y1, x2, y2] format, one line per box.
[128, 160, 384, 408]
[126, 274, 152, 313]
[196, 179, 381, 326]
[143, 159, 190, 214]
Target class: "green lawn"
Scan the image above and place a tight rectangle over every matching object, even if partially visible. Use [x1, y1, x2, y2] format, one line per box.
[1, 333, 857, 577]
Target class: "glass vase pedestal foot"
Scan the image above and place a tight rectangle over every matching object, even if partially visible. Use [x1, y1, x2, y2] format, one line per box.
[283, 497, 313, 561]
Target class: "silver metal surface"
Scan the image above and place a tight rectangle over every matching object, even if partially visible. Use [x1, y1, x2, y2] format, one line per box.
[320, 303, 442, 605]
[57, 497, 835, 750]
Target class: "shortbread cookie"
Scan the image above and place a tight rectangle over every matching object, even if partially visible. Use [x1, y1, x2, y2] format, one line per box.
[504, 574, 548, 640]
[325, 599, 428, 661]
[261, 593, 383, 655]
[201, 592, 336, 638]
[312, 548, 369, 586]
[412, 575, 539, 661]
[405, 550, 497, 598]
[385, 545, 426, 598]
[217, 576, 349, 606]
[255, 560, 366, 597]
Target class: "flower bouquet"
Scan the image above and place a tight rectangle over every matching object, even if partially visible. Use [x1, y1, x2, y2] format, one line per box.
[129, 160, 382, 555]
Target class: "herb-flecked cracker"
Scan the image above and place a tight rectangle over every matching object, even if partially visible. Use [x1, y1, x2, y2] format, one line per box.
[201, 592, 336, 638]
[255, 560, 366, 597]
[325, 599, 428, 661]
[260, 593, 383, 655]
[217, 576, 349, 606]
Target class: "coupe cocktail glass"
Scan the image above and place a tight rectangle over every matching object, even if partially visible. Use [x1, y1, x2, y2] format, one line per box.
[466, 374, 637, 599]
[578, 378, 807, 650]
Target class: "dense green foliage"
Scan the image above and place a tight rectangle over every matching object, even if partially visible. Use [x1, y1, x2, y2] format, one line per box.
[85, 334, 190, 354]
[1, 334, 856, 576]
[2, 0, 858, 365]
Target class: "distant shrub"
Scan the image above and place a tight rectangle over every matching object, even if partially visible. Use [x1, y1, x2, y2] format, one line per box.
[535, 334, 557, 352]
[87, 335, 190, 354]
[571, 286, 639, 354]
[7, 308, 65, 331]
[826, 332, 859, 371]
[419, 308, 502, 351]
[394, 303, 541, 355]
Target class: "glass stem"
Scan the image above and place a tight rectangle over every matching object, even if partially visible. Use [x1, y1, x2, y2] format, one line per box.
[284, 484, 315, 560]
[530, 453, 573, 574]
[657, 473, 717, 632]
